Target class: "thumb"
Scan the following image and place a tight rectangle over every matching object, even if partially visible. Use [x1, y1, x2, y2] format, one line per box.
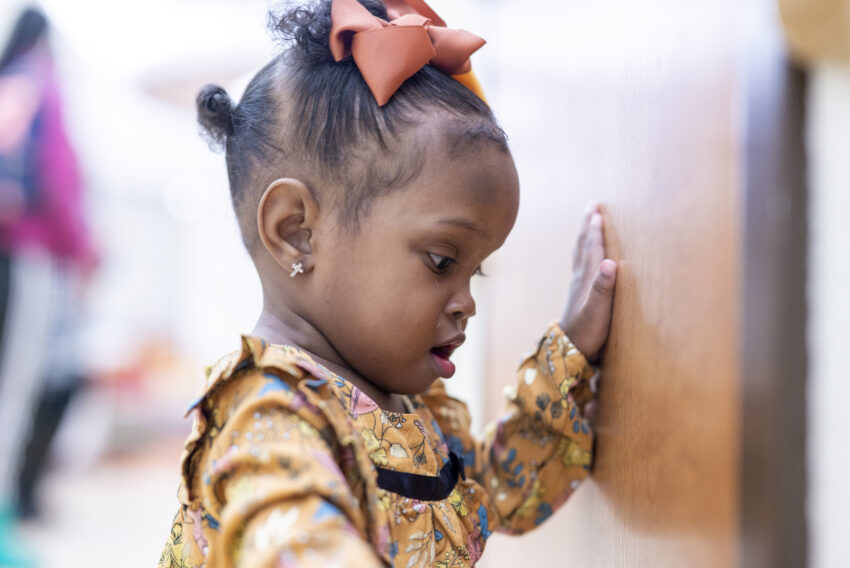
[590, 259, 617, 300]
[584, 259, 617, 325]
[571, 260, 617, 361]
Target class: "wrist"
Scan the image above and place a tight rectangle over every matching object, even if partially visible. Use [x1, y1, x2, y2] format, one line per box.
[558, 320, 596, 362]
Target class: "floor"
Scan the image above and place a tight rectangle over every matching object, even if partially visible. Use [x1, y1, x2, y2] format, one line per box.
[17, 436, 183, 568]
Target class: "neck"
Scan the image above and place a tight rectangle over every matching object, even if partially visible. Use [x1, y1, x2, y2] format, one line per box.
[251, 302, 407, 413]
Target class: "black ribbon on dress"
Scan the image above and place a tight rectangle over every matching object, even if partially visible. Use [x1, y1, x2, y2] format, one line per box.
[374, 451, 466, 501]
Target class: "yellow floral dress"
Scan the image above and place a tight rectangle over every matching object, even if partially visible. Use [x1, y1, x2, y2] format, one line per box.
[159, 323, 595, 568]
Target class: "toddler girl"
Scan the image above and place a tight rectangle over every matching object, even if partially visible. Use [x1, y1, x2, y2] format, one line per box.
[159, 0, 616, 566]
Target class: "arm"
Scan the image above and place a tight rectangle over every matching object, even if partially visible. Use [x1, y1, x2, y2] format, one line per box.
[480, 323, 596, 532]
[424, 203, 616, 534]
[199, 393, 384, 567]
[37, 72, 97, 268]
[0, 71, 40, 223]
[422, 325, 595, 534]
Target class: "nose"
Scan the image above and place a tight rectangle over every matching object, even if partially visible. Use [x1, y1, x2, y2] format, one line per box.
[447, 285, 476, 322]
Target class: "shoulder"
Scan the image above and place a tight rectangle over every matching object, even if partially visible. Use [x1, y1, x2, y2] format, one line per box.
[178, 337, 353, 502]
[185, 335, 336, 421]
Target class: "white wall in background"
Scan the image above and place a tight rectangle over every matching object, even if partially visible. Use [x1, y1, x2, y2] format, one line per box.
[23, 1, 273, 373]
[807, 63, 850, 568]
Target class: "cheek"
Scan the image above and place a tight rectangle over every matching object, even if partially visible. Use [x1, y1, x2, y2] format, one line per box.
[325, 256, 444, 346]
[361, 268, 442, 331]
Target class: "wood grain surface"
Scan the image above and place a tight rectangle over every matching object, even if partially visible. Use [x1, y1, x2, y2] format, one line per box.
[473, 1, 743, 566]
[779, 0, 850, 62]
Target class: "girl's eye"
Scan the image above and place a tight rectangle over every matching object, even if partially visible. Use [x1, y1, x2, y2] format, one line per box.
[473, 266, 487, 277]
[428, 253, 456, 273]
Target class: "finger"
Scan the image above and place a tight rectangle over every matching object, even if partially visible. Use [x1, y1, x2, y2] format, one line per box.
[588, 259, 617, 307]
[575, 202, 598, 260]
[597, 209, 608, 253]
[588, 212, 603, 244]
[583, 214, 605, 274]
[579, 202, 598, 238]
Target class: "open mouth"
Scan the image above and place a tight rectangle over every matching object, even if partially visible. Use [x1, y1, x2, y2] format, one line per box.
[429, 337, 464, 379]
[430, 344, 458, 359]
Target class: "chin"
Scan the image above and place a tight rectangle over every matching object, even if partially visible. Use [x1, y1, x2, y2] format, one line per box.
[390, 367, 440, 396]
[402, 376, 439, 396]
[363, 356, 441, 396]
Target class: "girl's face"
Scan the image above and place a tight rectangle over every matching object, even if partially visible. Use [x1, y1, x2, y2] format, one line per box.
[309, 143, 519, 395]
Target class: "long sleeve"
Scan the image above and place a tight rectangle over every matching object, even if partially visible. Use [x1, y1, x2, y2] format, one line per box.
[163, 333, 592, 567]
[421, 322, 595, 535]
[201, 395, 384, 568]
[161, 361, 386, 568]
[0, 58, 96, 266]
[38, 73, 96, 267]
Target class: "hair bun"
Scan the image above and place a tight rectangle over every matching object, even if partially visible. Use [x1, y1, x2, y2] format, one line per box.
[197, 84, 234, 149]
[272, 0, 387, 66]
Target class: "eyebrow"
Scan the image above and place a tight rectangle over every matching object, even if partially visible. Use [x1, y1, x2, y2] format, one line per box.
[436, 217, 488, 238]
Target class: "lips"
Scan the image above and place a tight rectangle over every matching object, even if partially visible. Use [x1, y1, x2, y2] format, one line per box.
[430, 343, 458, 359]
[430, 335, 465, 359]
[429, 335, 465, 379]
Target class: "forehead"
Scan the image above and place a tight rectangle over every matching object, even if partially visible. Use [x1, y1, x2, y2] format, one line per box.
[372, 144, 520, 244]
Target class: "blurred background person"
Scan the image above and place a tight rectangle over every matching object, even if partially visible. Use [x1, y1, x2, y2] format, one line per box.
[0, 5, 96, 563]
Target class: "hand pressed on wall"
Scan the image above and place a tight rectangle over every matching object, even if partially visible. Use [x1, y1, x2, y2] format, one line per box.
[560, 202, 617, 363]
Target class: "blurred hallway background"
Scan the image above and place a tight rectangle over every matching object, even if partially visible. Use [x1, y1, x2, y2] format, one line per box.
[0, 1, 273, 565]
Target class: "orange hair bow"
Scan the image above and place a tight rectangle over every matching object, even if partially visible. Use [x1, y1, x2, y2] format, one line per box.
[329, 0, 486, 106]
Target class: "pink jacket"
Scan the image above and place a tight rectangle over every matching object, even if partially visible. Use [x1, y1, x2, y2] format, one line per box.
[0, 54, 95, 267]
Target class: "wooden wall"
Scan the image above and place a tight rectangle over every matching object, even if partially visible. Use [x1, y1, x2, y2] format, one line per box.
[475, 1, 743, 565]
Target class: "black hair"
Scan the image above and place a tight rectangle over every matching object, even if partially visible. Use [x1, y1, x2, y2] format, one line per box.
[197, 0, 508, 250]
[0, 6, 48, 71]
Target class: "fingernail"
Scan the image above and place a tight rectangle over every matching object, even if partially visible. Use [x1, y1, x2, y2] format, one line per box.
[600, 260, 616, 277]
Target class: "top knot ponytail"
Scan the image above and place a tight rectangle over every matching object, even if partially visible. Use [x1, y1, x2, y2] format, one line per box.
[272, 0, 387, 66]
[197, 84, 235, 150]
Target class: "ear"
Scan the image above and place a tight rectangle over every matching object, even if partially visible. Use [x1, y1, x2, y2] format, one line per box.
[257, 178, 319, 273]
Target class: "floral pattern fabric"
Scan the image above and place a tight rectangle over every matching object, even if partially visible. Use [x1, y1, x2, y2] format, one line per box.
[159, 322, 595, 568]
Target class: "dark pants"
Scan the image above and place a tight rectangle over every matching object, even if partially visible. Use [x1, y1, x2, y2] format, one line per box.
[16, 380, 82, 518]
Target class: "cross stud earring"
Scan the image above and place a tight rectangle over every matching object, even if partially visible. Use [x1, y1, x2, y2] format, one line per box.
[290, 262, 304, 278]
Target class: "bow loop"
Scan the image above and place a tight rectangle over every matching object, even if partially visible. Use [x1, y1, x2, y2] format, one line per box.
[328, 0, 384, 61]
[329, 0, 485, 106]
[388, 13, 430, 28]
[427, 26, 483, 75]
